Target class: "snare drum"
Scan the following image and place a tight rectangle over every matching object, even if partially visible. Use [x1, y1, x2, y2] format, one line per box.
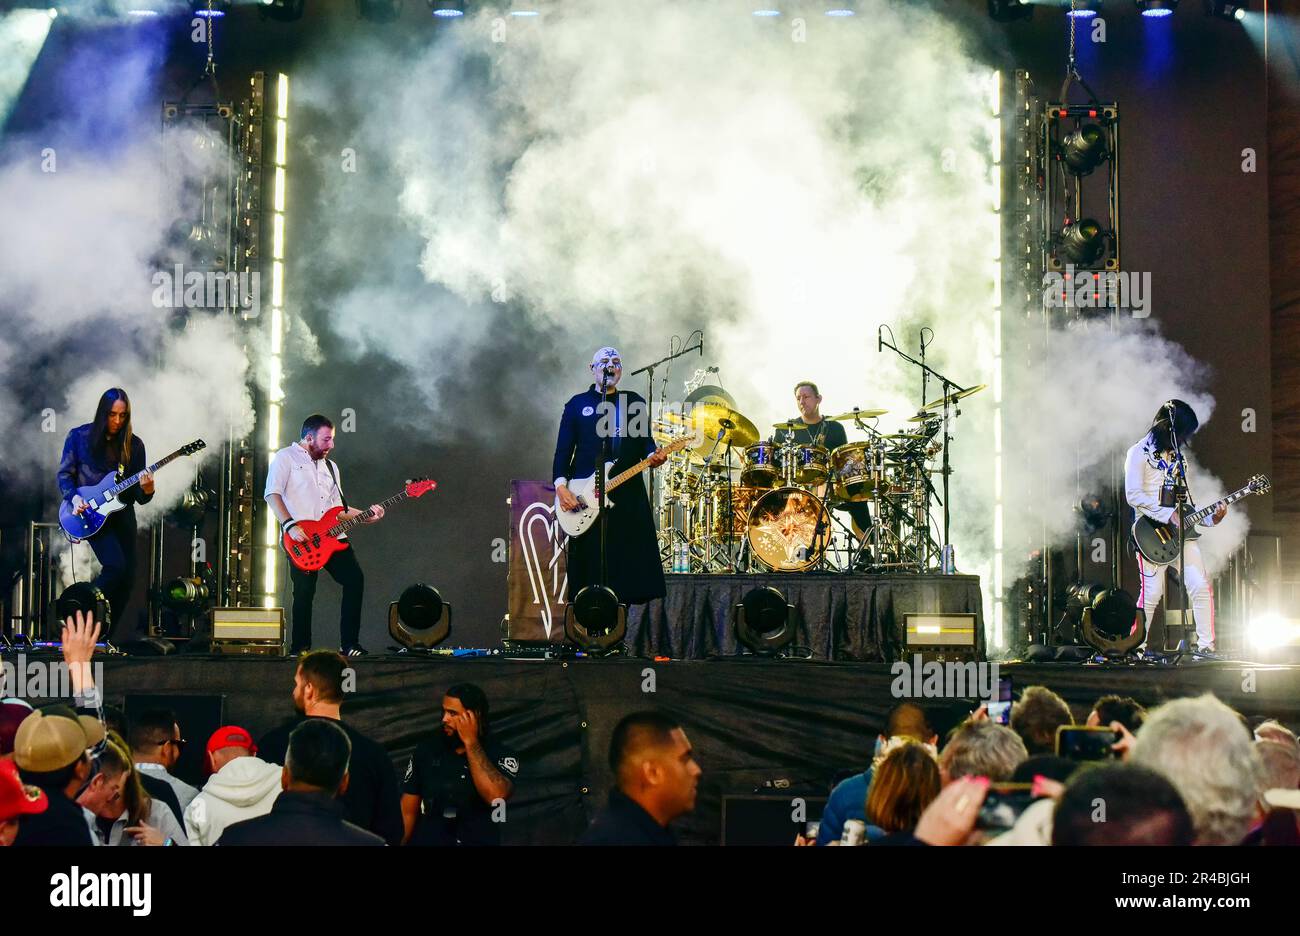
[829, 442, 888, 503]
[788, 444, 830, 485]
[740, 443, 779, 489]
[710, 485, 764, 541]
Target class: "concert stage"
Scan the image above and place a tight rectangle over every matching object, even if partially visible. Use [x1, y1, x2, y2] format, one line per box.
[596, 572, 984, 661]
[15, 652, 1295, 846]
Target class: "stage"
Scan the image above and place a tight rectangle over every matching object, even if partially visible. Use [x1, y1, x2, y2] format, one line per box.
[7, 652, 1295, 845]
[536, 572, 986, 662]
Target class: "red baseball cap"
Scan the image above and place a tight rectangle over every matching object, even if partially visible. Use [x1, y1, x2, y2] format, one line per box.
[0, 757, 48, 823]
[206, 725, 257, 758]
[0, 700, 34, 758]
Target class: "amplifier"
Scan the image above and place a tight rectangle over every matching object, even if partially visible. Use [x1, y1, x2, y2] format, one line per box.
[210, 607, 284, 655]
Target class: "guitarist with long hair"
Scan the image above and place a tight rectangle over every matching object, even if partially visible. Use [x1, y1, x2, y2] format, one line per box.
[554, 347, 668, 607]
[265, 414, 385, 657]
[57, 388, 155, 641]
[1124, 399, 1227, 657]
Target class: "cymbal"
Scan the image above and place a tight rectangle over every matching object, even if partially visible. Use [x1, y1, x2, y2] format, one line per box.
[906, 412, 940, 423]
[920, 384, 987, 412]
[684, 383, 737, 409]
[825, 408, 888, 421]
[684, 403, 760, 449]
[771, 420, 806, 432]
[882, 433, 926, 441]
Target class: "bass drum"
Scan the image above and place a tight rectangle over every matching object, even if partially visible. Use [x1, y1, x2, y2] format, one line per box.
[746, 487, 831, 572]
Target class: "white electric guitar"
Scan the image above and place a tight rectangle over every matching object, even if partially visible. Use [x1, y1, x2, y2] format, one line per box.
[556, 435, 694, 538]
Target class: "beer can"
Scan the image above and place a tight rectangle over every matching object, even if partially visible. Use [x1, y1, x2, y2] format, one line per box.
[941, 544, 956, 574]
[841, 819, 866, 846]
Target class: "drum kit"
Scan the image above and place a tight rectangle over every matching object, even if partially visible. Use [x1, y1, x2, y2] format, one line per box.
[654, 383, 985, 575]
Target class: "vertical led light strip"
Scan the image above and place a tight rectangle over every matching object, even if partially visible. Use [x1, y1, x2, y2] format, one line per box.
[989, 70, 1005, 650]
[263, 72, 289, 609]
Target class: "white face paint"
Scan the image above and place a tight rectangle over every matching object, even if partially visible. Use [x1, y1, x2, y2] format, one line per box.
[590, 348, 622, 392]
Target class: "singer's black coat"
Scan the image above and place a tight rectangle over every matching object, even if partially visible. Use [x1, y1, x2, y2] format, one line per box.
[553, 387, 666, 605]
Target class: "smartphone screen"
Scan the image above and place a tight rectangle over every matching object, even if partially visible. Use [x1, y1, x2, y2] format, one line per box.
[976, 782, 1035, 831]
[986, 675, 1013, 725]
[1056, 726, 1120, 761]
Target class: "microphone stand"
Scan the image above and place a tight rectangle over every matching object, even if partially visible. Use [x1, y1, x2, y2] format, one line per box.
[879, 332, 971, 556]
[629, 337, 702, 515]
[1168, 445, 1192, 664]
[597, 369, 613, 594]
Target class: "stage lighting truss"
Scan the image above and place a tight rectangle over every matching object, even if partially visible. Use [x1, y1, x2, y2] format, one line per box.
[1042, 104, 1119, 273]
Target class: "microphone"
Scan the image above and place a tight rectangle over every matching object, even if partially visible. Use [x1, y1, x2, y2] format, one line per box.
[604, 366, 616, 376]
[877, 325, 883, 353]
[699, 336, 704, 357]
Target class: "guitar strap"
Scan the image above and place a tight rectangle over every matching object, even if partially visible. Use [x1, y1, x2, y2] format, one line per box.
[326, 459, 349, 510]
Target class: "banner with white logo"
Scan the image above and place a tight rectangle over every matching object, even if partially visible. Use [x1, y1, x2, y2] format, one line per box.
[506, 480, 569, 642]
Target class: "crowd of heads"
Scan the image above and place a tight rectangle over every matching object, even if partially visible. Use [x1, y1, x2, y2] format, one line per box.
[3, 633, 1299, 846]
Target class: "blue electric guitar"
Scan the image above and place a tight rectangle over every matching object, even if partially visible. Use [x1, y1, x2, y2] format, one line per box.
[59, 439, 206, 542]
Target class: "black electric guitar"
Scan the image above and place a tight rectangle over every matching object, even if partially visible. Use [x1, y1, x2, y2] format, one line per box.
[1132, 473, 1270, 565]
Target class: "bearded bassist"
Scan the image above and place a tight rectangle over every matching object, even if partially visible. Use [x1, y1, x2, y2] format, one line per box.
[265, 414, 385, 657]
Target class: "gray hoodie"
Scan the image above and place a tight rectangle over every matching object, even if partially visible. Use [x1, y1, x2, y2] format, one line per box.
[184, 756, 283, 846]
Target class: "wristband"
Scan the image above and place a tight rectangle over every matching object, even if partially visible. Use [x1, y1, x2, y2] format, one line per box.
[281, 519, 299, 533]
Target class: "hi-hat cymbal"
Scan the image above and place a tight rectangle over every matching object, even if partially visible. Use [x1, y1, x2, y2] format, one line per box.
[825, 408, 889, 421]
[906, 412, 940, 423]
[920, 384, 987, 412]
[882, 433, 926, 440]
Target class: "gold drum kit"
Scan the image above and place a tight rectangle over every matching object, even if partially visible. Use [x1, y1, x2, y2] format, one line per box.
[655, 382, 986, 574]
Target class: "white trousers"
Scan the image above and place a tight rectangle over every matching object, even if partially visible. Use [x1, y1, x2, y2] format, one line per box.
[1136, 541, 1215, 650]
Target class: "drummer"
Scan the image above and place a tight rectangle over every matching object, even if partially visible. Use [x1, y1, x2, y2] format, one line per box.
[774, 382, 847, 452]
[775, 381, 873, 543]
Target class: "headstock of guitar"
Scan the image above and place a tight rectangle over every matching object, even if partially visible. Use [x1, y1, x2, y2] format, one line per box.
[406, 478, 438, 498]
[183, 439, 207, 456]
[1247, 474, 1271, 495]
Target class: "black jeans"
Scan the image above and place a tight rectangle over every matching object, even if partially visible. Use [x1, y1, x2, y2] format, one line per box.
[288, 545, 364, 650]
[89, 509, 138, 641]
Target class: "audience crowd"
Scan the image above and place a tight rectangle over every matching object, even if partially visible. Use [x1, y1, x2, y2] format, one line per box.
[2, 612, 1298, 846]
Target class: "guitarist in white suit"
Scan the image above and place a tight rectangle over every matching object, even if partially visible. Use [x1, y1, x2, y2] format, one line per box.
[554, 348, 668, 606]
[57, 388, 155, 642]
[1124, 400, 1227, 656]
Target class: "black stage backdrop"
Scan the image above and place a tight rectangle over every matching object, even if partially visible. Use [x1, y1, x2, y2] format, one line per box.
[27, 655, 1295, 846]
[627, 573, 985, 661]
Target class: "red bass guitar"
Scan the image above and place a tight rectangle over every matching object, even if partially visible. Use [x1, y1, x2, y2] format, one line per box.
[283, 478, 437, 572]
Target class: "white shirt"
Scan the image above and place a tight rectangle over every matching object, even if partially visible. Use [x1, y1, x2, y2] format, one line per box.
[264, 443, 347, 525]
[135, 762, 200, 813]
[1124, 436, 1219, 528]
